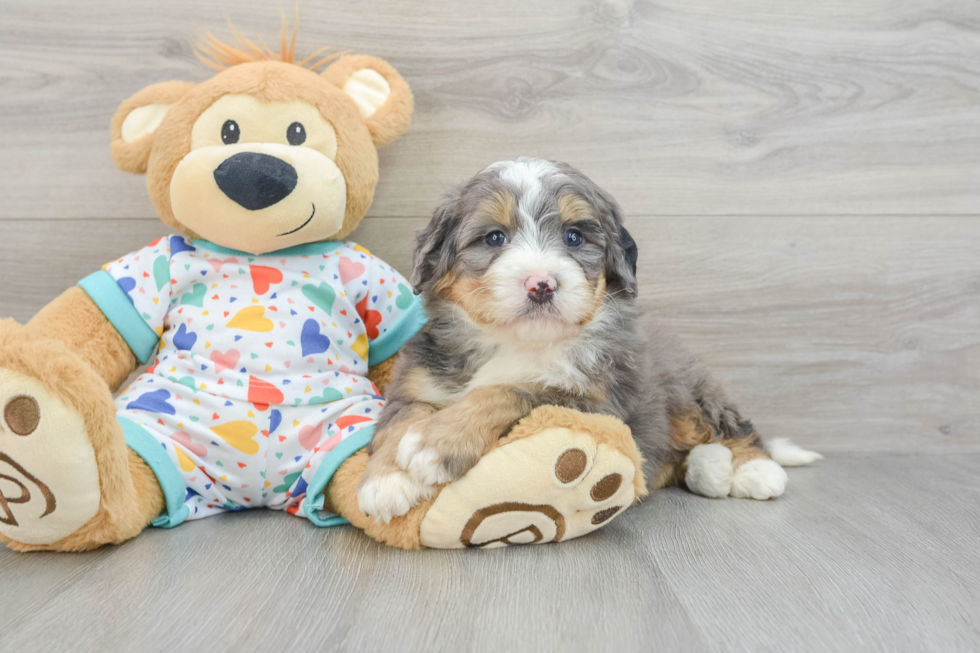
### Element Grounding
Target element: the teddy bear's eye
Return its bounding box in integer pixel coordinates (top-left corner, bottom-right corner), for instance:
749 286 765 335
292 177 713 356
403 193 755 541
287 122 306 146
221 120 240 145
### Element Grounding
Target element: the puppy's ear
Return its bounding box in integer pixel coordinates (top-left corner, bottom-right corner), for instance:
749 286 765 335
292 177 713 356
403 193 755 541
608 225 639 296
410 194 462 294
323 55 413 148
619 226 639 279
556 161 639 296
110 81 197 174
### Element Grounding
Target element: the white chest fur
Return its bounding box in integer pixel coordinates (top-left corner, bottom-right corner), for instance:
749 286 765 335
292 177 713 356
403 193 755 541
465 341 586 394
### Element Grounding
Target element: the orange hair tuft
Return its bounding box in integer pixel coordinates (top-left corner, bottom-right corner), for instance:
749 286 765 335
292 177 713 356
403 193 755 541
194 8 348 72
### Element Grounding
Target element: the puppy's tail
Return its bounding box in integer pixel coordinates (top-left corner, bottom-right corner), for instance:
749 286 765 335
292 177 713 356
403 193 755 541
766 438 823 467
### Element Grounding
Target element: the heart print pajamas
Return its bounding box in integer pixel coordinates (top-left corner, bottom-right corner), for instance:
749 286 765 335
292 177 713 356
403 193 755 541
78 236 425 528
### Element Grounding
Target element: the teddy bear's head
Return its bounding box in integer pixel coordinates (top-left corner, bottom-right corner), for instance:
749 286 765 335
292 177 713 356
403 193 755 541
109 24 412 255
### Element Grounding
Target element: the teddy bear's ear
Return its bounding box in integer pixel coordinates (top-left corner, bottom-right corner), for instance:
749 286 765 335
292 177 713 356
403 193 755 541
110 81 197 174
323 55 413 148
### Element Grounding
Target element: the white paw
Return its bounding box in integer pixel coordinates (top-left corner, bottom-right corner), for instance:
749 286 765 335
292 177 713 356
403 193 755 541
356 470 434 523
685 443 733 498
395 426 455 485
766 438 823 467
730 458 788 500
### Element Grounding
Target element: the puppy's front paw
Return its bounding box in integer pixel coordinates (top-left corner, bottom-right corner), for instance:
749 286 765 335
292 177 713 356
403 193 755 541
396 423 472 486
356 470 434 523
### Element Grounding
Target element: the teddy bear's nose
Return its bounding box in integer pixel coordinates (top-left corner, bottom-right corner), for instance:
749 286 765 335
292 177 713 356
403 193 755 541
213 152 298 211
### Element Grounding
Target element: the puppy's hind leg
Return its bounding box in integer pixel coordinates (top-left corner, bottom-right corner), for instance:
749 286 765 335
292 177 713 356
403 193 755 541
669 408 787 500
644 331 820 500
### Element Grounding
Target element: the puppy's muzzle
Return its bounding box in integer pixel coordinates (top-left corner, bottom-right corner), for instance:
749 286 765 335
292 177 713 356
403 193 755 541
525 275 558 305
213 152 298 210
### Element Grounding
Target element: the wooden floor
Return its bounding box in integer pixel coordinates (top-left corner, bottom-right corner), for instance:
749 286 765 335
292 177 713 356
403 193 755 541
2 455 979 652
0 0 978 651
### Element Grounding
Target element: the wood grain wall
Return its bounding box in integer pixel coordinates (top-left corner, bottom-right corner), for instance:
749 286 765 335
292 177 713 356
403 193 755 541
0 0 977 453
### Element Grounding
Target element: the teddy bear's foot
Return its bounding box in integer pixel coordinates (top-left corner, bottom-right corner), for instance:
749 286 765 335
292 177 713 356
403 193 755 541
324 406 645 550
0 366 101 546
0 322 164 552
418 407 645 549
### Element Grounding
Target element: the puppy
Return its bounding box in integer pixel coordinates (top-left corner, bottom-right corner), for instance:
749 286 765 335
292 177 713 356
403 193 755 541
357 158 815 522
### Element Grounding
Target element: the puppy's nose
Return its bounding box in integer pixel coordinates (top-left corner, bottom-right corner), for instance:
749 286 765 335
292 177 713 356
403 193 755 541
213 152 298 210
525 275 557 304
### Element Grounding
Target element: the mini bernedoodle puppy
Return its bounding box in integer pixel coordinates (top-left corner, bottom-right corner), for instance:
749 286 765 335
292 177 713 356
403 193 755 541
358 158 820 522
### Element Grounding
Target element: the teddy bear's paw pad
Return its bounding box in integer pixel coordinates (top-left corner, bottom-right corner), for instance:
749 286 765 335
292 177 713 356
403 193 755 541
418 427 637 549
0 368 100 545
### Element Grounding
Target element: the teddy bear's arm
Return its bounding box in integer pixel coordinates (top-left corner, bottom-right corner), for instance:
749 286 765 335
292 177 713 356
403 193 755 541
26 286 139 392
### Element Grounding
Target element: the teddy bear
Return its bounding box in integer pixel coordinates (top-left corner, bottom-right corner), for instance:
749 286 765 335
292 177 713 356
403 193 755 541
0 23 645 552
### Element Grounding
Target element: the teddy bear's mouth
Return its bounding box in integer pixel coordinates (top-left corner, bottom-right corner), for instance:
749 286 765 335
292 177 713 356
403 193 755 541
277 203 316 237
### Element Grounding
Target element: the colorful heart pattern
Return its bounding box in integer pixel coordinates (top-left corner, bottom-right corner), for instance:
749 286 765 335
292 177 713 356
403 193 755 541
180 282 207 307
227 306 274 332
209 421 260 455
208 256 238 272
250 265 283 295
127 389 176 415
338 256 365 284
153 256 170 292
210 349 240 373
356 296 383 339
301 319 331 357
172 323 197 351
301 282 335 316
350 334 369 361
104 237 421 520
248 375 284 411
171 431 208 457
395 283 414 310
299 423 323 452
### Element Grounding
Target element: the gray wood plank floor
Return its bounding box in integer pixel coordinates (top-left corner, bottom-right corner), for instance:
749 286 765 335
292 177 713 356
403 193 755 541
2 455 978 653
0 0 978 651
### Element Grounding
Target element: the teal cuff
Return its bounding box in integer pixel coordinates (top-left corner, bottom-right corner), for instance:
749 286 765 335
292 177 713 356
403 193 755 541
303 426 375 527
368 298 427 366
79 270 159 365
119 416 190 529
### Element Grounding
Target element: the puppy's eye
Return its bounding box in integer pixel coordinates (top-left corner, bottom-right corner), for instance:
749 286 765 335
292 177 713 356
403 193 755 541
563 229 584 247
485 230 508 247
221 120 240 145
287 122 306 146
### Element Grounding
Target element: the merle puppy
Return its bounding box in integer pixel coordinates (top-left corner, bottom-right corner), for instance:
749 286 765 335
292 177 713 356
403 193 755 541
358 158 818 522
